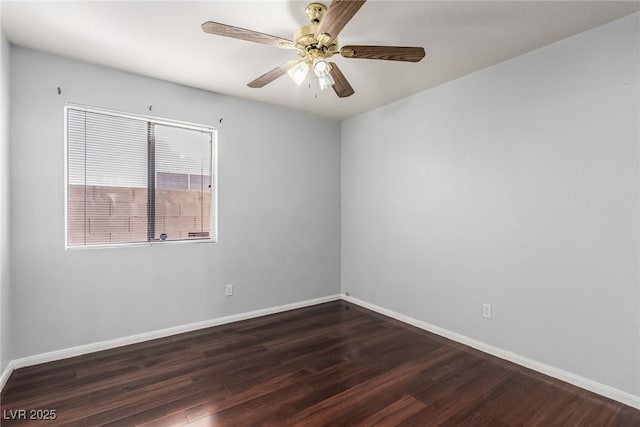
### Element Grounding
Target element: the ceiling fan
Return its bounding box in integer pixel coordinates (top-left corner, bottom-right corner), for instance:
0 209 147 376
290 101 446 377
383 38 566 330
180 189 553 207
202 0 426 98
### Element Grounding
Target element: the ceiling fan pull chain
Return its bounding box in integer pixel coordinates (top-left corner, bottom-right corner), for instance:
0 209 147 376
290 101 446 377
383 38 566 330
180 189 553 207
312 71 318 99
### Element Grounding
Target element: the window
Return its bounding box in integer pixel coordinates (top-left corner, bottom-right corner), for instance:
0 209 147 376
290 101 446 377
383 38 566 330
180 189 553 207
65 105 217 248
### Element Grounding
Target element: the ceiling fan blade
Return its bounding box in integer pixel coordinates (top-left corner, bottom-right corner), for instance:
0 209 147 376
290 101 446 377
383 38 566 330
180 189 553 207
340 45 426 62
202 21 296 49
247 61 299 88
329 63 354 98
315 0 366 45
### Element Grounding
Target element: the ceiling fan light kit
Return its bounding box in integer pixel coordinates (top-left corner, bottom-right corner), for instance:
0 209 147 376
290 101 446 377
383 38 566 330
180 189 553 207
202 0 426 98
287 60 310 86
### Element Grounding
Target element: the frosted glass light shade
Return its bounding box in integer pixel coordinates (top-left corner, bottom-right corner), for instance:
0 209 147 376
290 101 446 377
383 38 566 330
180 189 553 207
312 58 332 78
287 61 309 86
317 74 335 90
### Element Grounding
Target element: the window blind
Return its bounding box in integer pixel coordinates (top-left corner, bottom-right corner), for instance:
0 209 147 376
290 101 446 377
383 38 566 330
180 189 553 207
66 106 215 247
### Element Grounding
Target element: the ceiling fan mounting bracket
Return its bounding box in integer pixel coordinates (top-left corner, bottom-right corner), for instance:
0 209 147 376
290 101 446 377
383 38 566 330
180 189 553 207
305 3 327 24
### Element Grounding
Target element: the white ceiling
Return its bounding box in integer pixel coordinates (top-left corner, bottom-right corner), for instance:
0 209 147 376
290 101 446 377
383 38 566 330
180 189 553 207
1 1 639 120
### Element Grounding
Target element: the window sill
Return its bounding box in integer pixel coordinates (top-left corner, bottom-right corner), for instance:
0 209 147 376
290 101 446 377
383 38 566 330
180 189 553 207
65 238 218 251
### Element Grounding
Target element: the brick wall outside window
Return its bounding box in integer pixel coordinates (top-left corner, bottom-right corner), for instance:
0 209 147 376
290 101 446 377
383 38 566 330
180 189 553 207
68 184 211 245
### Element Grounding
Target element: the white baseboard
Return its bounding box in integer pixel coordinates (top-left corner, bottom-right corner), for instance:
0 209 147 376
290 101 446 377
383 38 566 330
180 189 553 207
0 359 16 392
0 294 340 391
342 294 640 410
2 292 638 411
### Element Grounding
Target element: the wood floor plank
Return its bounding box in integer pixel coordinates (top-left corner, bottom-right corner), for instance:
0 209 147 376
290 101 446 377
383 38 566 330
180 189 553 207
615 405 640 426
1 301 637 426
184 369 312 422
358 395 427 427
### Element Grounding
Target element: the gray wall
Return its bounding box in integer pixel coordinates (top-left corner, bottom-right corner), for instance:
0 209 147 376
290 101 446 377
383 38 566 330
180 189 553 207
0 30 11 373
341 14 639 396
10 47 341 359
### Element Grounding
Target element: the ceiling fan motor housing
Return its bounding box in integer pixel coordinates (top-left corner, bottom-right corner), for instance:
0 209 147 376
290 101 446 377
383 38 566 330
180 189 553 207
295 3 337 60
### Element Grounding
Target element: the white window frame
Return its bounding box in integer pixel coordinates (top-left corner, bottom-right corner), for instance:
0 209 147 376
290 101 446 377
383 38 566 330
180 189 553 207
64 103 218 249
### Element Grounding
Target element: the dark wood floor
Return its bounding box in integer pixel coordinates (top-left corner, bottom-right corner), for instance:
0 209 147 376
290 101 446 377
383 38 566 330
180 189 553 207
1 301 638 426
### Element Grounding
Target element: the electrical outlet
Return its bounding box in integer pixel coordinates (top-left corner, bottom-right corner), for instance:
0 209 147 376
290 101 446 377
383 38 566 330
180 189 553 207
482 303 492 319
225 284 233 296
